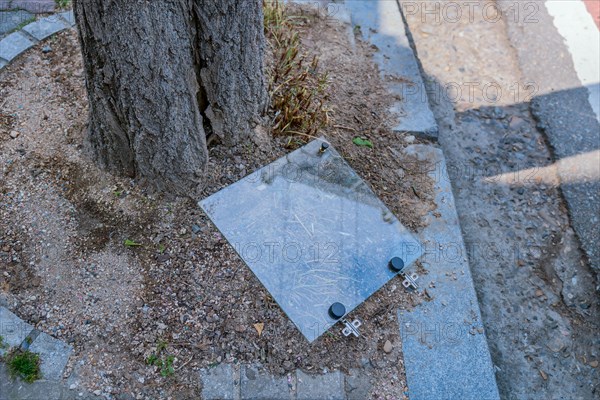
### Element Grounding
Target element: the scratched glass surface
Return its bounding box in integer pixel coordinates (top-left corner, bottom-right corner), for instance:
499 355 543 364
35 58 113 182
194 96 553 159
199 139 422 342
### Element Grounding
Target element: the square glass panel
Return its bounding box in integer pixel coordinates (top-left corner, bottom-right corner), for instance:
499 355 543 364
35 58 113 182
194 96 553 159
200 139 422 342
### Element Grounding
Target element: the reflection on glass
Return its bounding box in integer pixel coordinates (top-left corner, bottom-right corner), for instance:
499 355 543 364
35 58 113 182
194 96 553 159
200 139 422 342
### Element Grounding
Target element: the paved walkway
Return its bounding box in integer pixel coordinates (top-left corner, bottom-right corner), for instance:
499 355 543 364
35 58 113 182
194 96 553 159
0 0 58 39
201 364 368 400
0 9 74 69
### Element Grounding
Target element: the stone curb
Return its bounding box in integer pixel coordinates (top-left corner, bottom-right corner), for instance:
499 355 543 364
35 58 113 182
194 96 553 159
200 363 365 400
400 144 500 400
0 9 75 69
342 0 439 139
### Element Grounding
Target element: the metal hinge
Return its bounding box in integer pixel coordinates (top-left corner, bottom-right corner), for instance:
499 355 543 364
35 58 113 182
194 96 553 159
341 318 362 337
401 271 419 290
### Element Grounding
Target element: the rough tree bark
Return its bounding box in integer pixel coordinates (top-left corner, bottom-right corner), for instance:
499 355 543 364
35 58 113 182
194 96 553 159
73 0 268 194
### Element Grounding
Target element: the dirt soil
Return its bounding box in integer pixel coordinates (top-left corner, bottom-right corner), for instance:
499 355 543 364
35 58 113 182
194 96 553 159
0 10 435 400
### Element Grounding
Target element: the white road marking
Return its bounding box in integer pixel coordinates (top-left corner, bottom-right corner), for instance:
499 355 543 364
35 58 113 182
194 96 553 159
546 0 600 122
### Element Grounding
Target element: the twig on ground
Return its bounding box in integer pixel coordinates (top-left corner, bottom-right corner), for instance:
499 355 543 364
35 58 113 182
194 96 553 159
333 124 357 132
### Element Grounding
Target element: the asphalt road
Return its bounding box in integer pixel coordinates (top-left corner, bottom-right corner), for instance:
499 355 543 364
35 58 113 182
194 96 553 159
400 0 599 398
500 0 600 275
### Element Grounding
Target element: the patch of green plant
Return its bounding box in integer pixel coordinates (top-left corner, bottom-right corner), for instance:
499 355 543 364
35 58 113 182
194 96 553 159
352 137 373 148
146 354 159 366
0 335 6 349
264 0 331 144
54 0 72 9
146 340 176 377
124 239 142 247
160 355 175 377
6 350 41 383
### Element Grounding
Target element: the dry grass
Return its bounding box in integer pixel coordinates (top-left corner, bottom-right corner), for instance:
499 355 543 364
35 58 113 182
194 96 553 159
263 0 331 146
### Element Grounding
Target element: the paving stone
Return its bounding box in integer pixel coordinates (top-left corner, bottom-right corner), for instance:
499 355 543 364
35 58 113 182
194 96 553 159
0 58 7 69
27 331 73 381
241 365 289 400
200 364 237 400
21 15 68 41
58 10 74 27
345 369 371 400
0 10 34 36
0 307 34 357
9 1 55 14
398 144 500 400
0 363 101 400
343 0 438 138
296 370 345 400
0 30 34 61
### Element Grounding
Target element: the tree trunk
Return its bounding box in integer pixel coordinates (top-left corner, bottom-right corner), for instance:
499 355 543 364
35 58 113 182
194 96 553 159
73 0 268 195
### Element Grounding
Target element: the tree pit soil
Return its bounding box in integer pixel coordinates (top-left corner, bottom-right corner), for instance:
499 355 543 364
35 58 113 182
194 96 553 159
0 10 436 400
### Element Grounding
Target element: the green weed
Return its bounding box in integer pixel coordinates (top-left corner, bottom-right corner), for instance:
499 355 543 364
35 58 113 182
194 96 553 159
6 350 41 383
54 0 71 10
124 239 142 247
146 340 176 377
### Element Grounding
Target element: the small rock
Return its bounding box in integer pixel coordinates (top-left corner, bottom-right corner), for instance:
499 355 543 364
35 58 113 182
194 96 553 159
535 289 544 297
10 131 19 139
493 107 506 119
383 340 393 353
509 116 525 129
69 383 77 390
42 45 52 53
235 325 246 333
245 368 256 380
191 224 202 234
283 360 294 371
404 135 415 144
590 360 598 368
420 26 434 35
